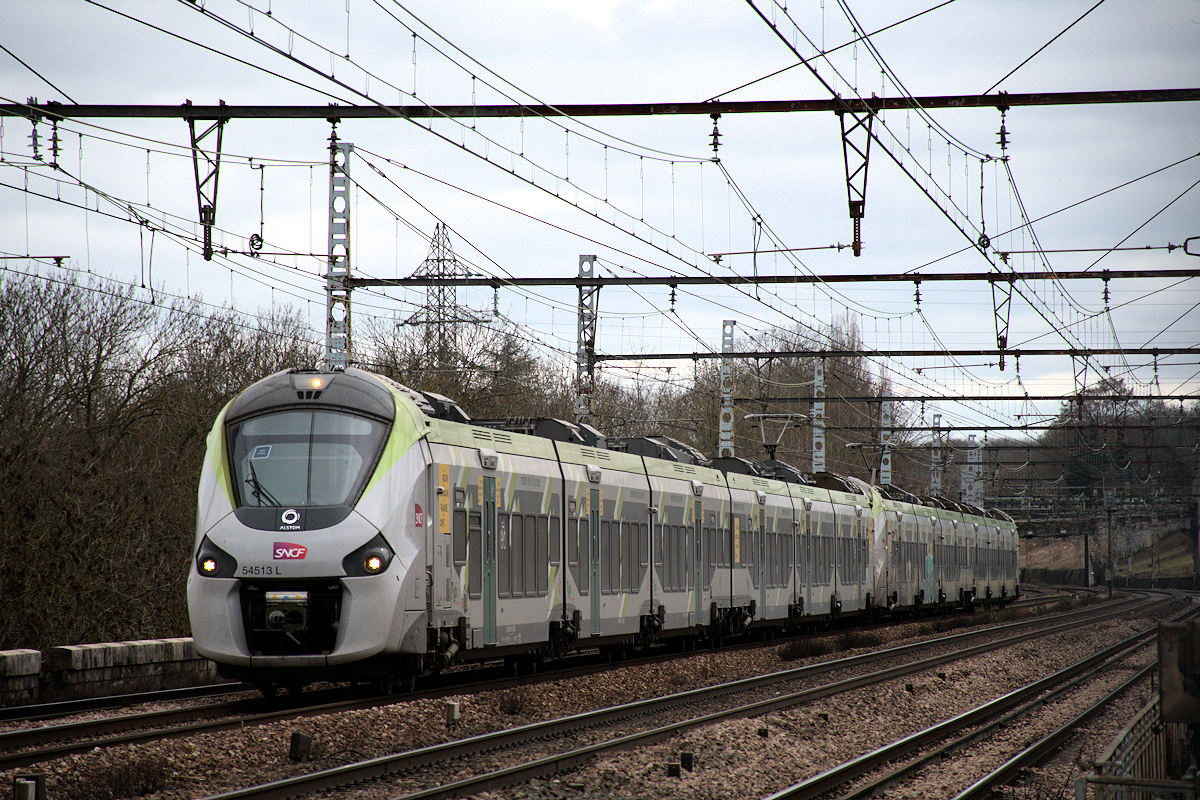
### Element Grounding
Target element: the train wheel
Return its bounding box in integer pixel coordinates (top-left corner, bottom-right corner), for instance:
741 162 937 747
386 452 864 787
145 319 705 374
375 673 415 695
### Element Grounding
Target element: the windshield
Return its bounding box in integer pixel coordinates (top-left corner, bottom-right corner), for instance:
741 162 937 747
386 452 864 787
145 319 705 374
228 409 388 508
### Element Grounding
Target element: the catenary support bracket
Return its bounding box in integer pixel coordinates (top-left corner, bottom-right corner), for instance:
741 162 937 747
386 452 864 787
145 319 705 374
837 107 873 257
186 100 228 261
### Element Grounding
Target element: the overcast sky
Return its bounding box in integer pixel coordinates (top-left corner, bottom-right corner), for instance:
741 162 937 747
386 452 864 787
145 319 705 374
2 0 1198 442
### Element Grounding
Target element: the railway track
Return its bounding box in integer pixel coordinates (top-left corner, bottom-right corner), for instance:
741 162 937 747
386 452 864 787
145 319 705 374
183 593 1170 800
0 585 1073 729
0 590 1149 774
0 682 251 725
951 660 1157 800
760 628 1165 799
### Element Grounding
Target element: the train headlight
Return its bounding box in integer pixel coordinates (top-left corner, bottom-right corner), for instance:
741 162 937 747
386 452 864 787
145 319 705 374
342 533 394 577
195 536 237 578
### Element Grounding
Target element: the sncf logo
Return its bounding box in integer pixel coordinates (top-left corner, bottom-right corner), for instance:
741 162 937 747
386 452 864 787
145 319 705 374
273 542 308 560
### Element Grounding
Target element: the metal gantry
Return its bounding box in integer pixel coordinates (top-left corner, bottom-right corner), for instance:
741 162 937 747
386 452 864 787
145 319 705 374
325 135 352 371
879 386 893 485
575 255 600 427
812 359 826 473
719 320 736 458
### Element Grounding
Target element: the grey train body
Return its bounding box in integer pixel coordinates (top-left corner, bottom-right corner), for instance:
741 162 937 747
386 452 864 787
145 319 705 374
187 368 1020 689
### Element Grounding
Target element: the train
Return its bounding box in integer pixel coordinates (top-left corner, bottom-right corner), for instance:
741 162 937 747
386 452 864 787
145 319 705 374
187 367 1019 693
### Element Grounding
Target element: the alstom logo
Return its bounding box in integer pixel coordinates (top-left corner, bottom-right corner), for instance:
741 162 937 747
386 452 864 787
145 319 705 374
273 542 308 560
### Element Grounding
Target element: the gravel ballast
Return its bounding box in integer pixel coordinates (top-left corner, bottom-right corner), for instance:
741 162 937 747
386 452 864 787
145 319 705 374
0 602 1166 800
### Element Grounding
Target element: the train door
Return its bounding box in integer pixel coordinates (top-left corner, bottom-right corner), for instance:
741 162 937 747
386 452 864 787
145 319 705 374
589 487 601 635
692 499 703 624
482 476 497 645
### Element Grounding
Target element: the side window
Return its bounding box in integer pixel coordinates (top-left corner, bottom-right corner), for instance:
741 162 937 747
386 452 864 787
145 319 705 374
568 518 579 586
578 518 590 593
537 516 550 595
452 509 467 566
549 515 560 565
468 511 481 598
621 521 633 593
510 514 525 598
635 522 647 590
524 514 538 596
686 525 696 587
600 520 612 594
654 519 664 575
498 513 511 598
701 526 709 574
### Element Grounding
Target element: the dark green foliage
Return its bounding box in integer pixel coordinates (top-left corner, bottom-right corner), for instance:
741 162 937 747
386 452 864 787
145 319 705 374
497 685 531 715
54 752 173 800
837 629 886 650
776 636 834 661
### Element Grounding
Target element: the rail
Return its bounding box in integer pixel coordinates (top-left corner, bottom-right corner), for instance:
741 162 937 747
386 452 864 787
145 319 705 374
1075 697 1196 800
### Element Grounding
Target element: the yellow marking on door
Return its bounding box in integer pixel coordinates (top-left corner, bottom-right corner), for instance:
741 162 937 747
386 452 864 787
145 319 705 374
438 463 451 534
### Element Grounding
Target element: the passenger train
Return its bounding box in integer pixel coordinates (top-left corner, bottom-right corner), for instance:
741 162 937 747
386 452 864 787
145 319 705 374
187 367 1020 692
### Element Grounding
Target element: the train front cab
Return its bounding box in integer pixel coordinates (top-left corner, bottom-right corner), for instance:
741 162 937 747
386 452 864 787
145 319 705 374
187 368 431 687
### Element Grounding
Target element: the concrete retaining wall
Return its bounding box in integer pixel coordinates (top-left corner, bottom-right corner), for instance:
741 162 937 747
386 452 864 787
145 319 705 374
0 638 226 707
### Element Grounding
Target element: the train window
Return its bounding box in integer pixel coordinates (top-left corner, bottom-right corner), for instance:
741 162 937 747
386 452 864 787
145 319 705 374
770 533 780 588
600 520 613 595
823 535 832 585
512 515 523 595
453 509 467 566
498 514 511 598
578 518 590 594
786 530 795 585
680 524 689 590
621 522 633 593
679 524 686 590
613 520 624 594
764 533 772 587
549 516 560 566
654 522 664 573
703 526 715 582
511 514 526 598
228 409 387 508
629 521 640 593
525 514 539 596
567 518 579 574
684 525 692 589
675 525 685 591
661 526 671 591
741 525 751 576
636 522 648 589
468 511 481 599
686 524 694 588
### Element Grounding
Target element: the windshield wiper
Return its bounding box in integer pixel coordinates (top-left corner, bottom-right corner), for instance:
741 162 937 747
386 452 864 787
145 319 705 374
245 460 282 507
